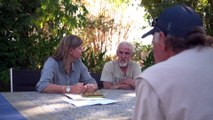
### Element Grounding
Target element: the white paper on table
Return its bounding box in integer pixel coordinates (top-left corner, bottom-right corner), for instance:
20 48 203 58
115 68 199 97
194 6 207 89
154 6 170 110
64 93 117 107
64 93 106 100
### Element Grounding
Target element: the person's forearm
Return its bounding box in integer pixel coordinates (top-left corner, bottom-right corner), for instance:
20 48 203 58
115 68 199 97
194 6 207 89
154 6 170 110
119 79 135 89
103 82 132 89
103 82 114 89
42 84 66 93
116 83 132 90
129 80 135 89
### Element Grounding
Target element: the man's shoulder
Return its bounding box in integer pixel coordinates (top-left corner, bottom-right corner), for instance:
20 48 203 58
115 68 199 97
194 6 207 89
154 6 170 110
104 60 117 66
102 60 119 71
130 60 140 65
129 60 141 70
139 61 168 81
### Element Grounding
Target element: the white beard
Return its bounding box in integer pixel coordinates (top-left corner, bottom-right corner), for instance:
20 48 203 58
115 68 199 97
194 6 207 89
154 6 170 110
118 60 128 67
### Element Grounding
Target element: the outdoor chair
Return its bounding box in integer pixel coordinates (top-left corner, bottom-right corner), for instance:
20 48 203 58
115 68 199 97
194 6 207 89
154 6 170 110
10 68 41 92
90 72 103 89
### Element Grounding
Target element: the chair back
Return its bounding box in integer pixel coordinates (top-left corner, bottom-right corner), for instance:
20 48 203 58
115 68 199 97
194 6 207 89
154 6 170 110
90 72 103 89
10 68 41 92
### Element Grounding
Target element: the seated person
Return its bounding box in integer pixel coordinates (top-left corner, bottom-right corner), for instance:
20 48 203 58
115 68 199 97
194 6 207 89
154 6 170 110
100 41 141 89
36 35 98 94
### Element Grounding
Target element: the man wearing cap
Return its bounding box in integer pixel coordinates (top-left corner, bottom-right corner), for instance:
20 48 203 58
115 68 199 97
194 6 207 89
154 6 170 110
133 4 213 120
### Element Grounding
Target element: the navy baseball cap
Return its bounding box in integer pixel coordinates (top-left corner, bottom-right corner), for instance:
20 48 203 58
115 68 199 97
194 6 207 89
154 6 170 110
142 4 203 38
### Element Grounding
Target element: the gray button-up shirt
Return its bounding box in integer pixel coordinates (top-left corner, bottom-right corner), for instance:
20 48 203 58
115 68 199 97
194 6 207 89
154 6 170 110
36 57 97 92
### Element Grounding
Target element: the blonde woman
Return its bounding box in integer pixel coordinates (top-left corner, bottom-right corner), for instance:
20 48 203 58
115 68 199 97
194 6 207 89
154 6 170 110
36 35 98 94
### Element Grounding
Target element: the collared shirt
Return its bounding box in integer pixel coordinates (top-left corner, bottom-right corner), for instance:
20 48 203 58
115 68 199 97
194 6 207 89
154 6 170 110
36 57 96 92
133 47 213 120
100 60 141 84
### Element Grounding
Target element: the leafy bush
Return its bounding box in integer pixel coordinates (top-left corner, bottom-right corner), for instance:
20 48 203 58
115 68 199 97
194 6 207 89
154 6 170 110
0 70 10 91
142 50 154 71
81 47 111 73
0 0 88 91
133 42 154 71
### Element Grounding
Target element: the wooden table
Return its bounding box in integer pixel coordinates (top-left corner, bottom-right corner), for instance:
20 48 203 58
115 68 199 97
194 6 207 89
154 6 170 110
1 89 136 120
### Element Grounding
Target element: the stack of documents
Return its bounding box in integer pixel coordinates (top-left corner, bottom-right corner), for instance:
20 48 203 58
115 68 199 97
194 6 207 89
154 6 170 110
64 93 117 107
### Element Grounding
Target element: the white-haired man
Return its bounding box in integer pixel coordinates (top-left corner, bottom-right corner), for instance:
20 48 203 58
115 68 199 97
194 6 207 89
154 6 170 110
100 41 141 89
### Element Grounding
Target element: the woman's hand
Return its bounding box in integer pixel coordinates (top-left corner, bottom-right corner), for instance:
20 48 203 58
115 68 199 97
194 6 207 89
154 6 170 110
71 83 86 94
84 84 97 93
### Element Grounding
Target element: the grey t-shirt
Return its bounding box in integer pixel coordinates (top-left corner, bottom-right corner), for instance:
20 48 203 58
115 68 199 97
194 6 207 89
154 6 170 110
36 57 97 92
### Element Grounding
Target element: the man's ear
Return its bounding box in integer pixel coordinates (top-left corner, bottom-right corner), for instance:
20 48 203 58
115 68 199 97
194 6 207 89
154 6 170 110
69 49 73 54
159 32 167 51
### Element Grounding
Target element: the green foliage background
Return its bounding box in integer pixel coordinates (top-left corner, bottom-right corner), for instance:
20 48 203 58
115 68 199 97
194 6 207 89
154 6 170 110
0 0 88 91
133 42 154 71
0 0 212 91
140 0 213 35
